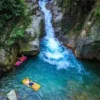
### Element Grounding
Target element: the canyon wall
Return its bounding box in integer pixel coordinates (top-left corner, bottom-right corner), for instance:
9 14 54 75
0 0 43 76
53 0 100 60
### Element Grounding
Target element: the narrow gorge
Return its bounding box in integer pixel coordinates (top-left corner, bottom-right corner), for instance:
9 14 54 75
0 0 100 100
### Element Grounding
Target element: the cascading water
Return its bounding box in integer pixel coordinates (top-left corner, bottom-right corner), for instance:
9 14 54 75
0 1 100 99
39 0 82 70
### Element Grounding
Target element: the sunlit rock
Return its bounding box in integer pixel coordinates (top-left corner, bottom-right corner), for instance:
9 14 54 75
19 14 42 56
7 90 17 100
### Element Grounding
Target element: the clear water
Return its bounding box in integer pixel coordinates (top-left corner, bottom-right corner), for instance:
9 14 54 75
0 57 100 100
0 0 100 100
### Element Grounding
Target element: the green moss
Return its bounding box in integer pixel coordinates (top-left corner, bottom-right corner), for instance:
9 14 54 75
0 0 26 33
0 0 32 46
94 0 100 25
5 16 31 46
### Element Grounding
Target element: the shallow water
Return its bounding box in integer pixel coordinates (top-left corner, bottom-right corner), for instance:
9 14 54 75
0 56 100 100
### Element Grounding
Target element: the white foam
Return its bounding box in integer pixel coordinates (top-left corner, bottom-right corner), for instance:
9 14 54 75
38 0 83 71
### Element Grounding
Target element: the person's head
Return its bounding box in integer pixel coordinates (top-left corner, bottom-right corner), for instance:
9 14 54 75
25 77 29 80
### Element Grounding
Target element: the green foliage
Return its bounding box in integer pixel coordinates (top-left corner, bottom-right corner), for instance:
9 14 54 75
0 0 31 47
5 25 25 45
0 0 25 33
94 1 100 24
5 15 31 46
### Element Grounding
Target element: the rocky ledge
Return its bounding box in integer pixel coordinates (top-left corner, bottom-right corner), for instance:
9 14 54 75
52 0 100 61
0 0 43 77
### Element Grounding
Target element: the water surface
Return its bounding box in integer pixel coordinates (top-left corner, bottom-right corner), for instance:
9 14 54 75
0 56 100 100
0 0 100 100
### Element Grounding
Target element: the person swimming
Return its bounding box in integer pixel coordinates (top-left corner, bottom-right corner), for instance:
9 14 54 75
29 82 34 86
25 77 34 86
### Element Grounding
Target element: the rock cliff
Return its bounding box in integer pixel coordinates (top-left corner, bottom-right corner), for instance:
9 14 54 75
19 0 43 56
53 0 100 60
0 0 100 77
0 0 43 76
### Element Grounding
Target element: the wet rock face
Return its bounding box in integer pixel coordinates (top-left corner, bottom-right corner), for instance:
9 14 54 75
19 15 42 56
55 0 95 30
75 25 100 60
0 47 17 77
51 1 63 35
19 0 43 56
46 1 63 37
52 0 100 60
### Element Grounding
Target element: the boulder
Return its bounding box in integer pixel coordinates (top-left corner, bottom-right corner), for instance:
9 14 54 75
0 49 9 66
7 90 17 100
75 25 100 60
0 49 12 72
19 15 42 56
0 46 17 77
19 0 43 56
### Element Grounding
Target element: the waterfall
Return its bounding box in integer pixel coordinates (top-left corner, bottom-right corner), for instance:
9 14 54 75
38 0 82 70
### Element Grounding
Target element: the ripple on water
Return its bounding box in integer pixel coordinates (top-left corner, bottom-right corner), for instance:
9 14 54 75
0 57 100 100
0 0 100 99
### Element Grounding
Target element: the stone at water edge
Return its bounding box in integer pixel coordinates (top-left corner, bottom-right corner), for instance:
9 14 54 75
7 90 17 100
